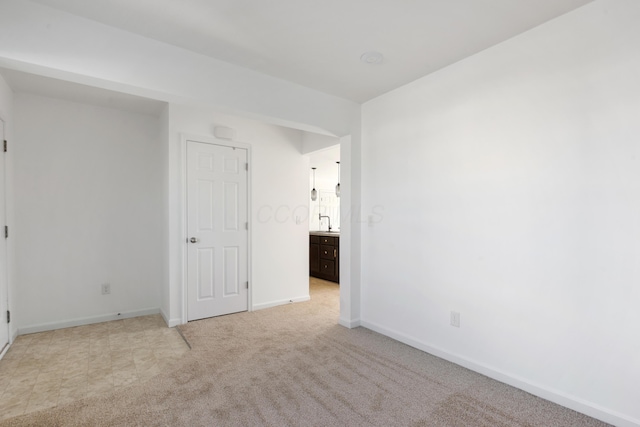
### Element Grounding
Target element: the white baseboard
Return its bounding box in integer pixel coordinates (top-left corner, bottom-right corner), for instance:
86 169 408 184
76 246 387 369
0 342 9 360
1 328 20 359
360 319 640 427
18 308 161 335
339 317 361 329
160 309 182 328
252 295 310 311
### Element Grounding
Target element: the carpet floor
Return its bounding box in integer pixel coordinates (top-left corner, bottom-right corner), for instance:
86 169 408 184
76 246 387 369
0 278 609 426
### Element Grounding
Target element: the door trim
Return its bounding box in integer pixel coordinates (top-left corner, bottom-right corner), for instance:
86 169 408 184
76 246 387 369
180 133 252 325
0 116 9 357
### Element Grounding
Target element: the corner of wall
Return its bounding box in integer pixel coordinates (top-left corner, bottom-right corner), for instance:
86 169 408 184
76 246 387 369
338 112 362 328
160 308 181 328
338 317 361 329
159 103 171 322
0 73 17 343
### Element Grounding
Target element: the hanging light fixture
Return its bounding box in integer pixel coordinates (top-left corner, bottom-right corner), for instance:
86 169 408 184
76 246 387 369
335 161 340 197
311 167 318 201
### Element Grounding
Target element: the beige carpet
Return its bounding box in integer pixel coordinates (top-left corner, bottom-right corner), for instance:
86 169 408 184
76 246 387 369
0 279 609 426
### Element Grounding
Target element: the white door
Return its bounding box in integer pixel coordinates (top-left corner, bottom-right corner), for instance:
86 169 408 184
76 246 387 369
0 119 8 354
186 140 249 321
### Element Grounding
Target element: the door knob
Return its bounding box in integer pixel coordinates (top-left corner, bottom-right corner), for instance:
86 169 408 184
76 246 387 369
189 237 199 243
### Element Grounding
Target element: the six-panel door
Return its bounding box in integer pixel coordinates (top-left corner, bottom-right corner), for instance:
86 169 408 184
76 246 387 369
187 141 248 321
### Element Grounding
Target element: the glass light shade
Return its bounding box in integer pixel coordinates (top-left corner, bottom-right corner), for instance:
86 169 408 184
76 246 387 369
335 161 341 197
311 167 318 201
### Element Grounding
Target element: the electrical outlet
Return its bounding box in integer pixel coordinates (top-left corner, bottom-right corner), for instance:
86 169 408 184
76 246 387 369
101 283 111 295
450 311 460 328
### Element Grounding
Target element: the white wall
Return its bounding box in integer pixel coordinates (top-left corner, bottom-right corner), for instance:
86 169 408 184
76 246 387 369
166 104 310 323
302 133 340 154
159 104 171 324
360 1 640 425
0 74 16 342
340 123 362 329
14 93 165 332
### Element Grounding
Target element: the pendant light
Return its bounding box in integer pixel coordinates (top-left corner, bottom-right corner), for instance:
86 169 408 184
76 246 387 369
311 167 318 201
335 161 341 197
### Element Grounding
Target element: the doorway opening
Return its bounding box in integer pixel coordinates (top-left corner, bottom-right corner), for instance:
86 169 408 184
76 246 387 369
306 144 341 306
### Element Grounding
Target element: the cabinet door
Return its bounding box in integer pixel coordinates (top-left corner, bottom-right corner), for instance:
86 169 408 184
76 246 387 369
310 243 320 275
334 238 339 283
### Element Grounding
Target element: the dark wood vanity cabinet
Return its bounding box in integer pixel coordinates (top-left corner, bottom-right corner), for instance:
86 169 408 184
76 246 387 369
310 234 339 283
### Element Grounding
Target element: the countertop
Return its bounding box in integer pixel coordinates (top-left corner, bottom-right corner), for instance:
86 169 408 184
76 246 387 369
310 231 340 237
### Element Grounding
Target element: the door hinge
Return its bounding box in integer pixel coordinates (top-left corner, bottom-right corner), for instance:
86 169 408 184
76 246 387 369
6 310 9 324
245 281 249 289
3 140 6 153
245 222 248 230
4 226 7 239
245 163 248 171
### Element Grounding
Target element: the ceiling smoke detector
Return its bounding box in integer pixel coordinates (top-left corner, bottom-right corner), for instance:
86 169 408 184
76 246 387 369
360 51 384 65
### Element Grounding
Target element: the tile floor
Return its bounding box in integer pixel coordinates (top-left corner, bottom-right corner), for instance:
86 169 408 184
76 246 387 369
0 314 190 420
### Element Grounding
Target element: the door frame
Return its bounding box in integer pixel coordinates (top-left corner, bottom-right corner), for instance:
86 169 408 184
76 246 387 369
180 133 252 324
0 116 9 357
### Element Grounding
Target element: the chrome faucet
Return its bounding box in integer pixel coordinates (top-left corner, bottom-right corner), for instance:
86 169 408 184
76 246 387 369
319 213 332 232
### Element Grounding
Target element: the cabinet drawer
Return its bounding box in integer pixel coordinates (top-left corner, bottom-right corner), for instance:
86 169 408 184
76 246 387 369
320 244 335 260
320 236 335 245
310 235 320 244
320 259 335 275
